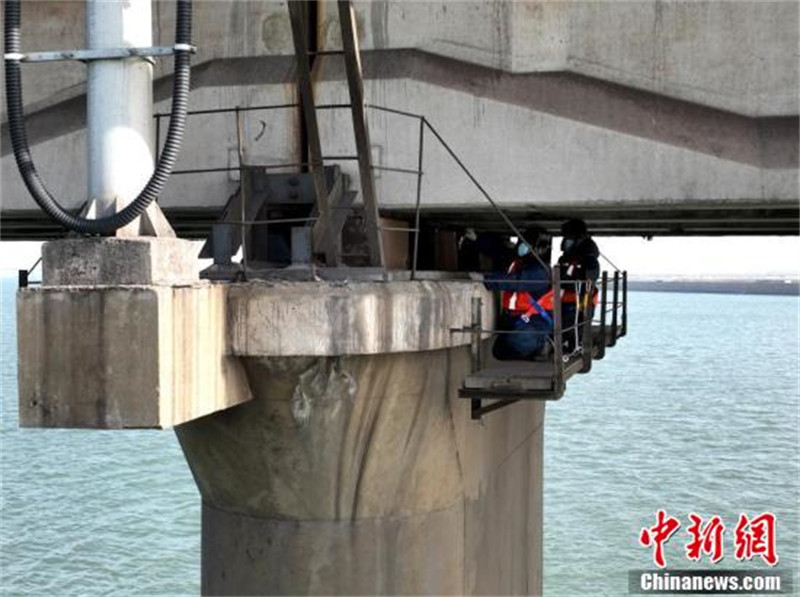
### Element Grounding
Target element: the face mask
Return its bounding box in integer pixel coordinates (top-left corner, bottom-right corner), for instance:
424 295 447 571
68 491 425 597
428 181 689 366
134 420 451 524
561 238 577 252
517 242 531 257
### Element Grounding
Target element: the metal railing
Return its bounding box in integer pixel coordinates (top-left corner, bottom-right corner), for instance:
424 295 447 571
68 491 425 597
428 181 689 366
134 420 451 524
455 267 626 418
153 99 627 420
153 100 552 277
17 256 42 288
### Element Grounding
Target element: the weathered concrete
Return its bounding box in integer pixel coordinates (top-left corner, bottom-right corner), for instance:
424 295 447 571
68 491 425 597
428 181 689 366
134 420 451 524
42 238 198 286
173 280 540 595
4 73 795 233
3 1 795 120
17 282 250 428
177 349 544 596
226 280 493 357
2 2 797 237
17 271 543 592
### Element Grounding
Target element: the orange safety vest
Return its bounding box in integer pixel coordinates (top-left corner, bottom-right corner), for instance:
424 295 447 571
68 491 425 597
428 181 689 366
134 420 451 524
562 286 599 307
500 261 554 320
560 262 599 307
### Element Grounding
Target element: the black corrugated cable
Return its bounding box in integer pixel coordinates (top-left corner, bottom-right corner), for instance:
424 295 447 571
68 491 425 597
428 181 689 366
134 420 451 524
4 0 193 234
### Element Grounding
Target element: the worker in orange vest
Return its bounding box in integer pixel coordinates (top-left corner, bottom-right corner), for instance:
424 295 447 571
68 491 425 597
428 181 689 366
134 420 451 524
484 228 553 361
558 218 600 353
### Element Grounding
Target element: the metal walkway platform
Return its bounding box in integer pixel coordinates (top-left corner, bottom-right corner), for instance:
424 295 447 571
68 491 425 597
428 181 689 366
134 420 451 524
459 356 585 400
458 270 627 419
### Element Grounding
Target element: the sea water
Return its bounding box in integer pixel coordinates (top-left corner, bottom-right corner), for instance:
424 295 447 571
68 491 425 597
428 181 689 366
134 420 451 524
1 279 798 596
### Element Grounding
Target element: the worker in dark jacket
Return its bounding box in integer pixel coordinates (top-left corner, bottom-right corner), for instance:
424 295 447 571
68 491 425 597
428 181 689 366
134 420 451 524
558 218 600 353
484 229 553 360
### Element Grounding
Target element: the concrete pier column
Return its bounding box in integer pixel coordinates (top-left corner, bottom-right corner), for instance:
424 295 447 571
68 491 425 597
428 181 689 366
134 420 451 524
175 281 545 595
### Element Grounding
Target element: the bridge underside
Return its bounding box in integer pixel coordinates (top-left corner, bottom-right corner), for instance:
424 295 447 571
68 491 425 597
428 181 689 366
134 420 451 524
2 50 798 240
3 203 797 241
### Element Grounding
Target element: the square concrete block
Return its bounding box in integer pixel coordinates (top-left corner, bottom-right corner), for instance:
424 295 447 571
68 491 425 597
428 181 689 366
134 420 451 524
17 283 251 428
42 237 199 286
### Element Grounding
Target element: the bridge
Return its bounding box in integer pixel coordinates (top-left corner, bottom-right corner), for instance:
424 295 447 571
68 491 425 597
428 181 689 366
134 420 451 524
4 2 798 596
2 1 798 239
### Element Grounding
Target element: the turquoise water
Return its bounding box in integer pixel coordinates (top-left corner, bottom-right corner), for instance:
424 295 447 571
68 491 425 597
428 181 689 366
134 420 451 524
1 279 798 596
0 279 200 597
544 290 799 595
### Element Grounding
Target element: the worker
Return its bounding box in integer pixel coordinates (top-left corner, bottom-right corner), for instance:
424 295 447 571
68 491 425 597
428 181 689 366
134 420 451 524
557 218 600 353
484 229 554 361
458 227 516 273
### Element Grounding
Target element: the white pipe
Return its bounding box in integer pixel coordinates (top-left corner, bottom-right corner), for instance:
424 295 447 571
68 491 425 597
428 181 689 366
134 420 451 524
86 0 154 218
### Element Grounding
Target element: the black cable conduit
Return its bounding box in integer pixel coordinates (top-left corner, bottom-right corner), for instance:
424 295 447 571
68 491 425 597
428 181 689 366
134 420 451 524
4 0 193 234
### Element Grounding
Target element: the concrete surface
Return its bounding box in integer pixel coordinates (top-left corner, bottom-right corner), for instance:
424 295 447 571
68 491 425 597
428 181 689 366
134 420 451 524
177 349 544 595
16 282 251 428
226 280 493 356
4 71 794 233
42 237 198 286
2 2 797 236
17 272 543 593
2 1 795 119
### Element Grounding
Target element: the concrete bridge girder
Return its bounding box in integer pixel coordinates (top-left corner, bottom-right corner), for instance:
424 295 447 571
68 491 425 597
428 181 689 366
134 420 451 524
2 1 796 120
1 2 797 237
2 70 795 230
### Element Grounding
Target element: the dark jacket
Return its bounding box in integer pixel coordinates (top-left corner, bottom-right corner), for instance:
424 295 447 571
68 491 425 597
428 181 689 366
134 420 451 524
559 237 600 284
485 256 552 360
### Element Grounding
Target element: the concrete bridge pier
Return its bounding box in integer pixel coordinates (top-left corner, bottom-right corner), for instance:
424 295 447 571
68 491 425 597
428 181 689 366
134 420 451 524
175 281 545 595
18 259 545 595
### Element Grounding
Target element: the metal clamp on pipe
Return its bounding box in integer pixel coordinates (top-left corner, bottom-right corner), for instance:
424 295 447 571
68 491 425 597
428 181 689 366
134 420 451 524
5 45 197 64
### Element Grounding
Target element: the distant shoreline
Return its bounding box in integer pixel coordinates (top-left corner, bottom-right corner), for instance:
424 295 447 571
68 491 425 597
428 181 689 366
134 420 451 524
628 279 799 296
2 275 798 296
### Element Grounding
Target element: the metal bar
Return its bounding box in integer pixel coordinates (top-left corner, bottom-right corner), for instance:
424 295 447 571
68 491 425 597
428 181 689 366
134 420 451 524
288 1 340 266
473 399 521 417
235 107 248 277
450 328 552 337
319 175 352 251
171 163 306 175
470 296 483 421
28 256 43 275
621 270 628 337
155 103 300 119
600 251 621 272
378 226 416 233
307 50 345 56
172 166 242 175
315 103 352 111
14 45 189 63
337 0 385 268
17 253 40 289
422 119 549 272
562 321 592 334
598 271 608 359
478 280 555 287
322 155 359 161
552 268 565 398
371 164 422 175
581 281 594 373
411 117 425 281
215 217 319 226
610 270 620 347
366 104 426 120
